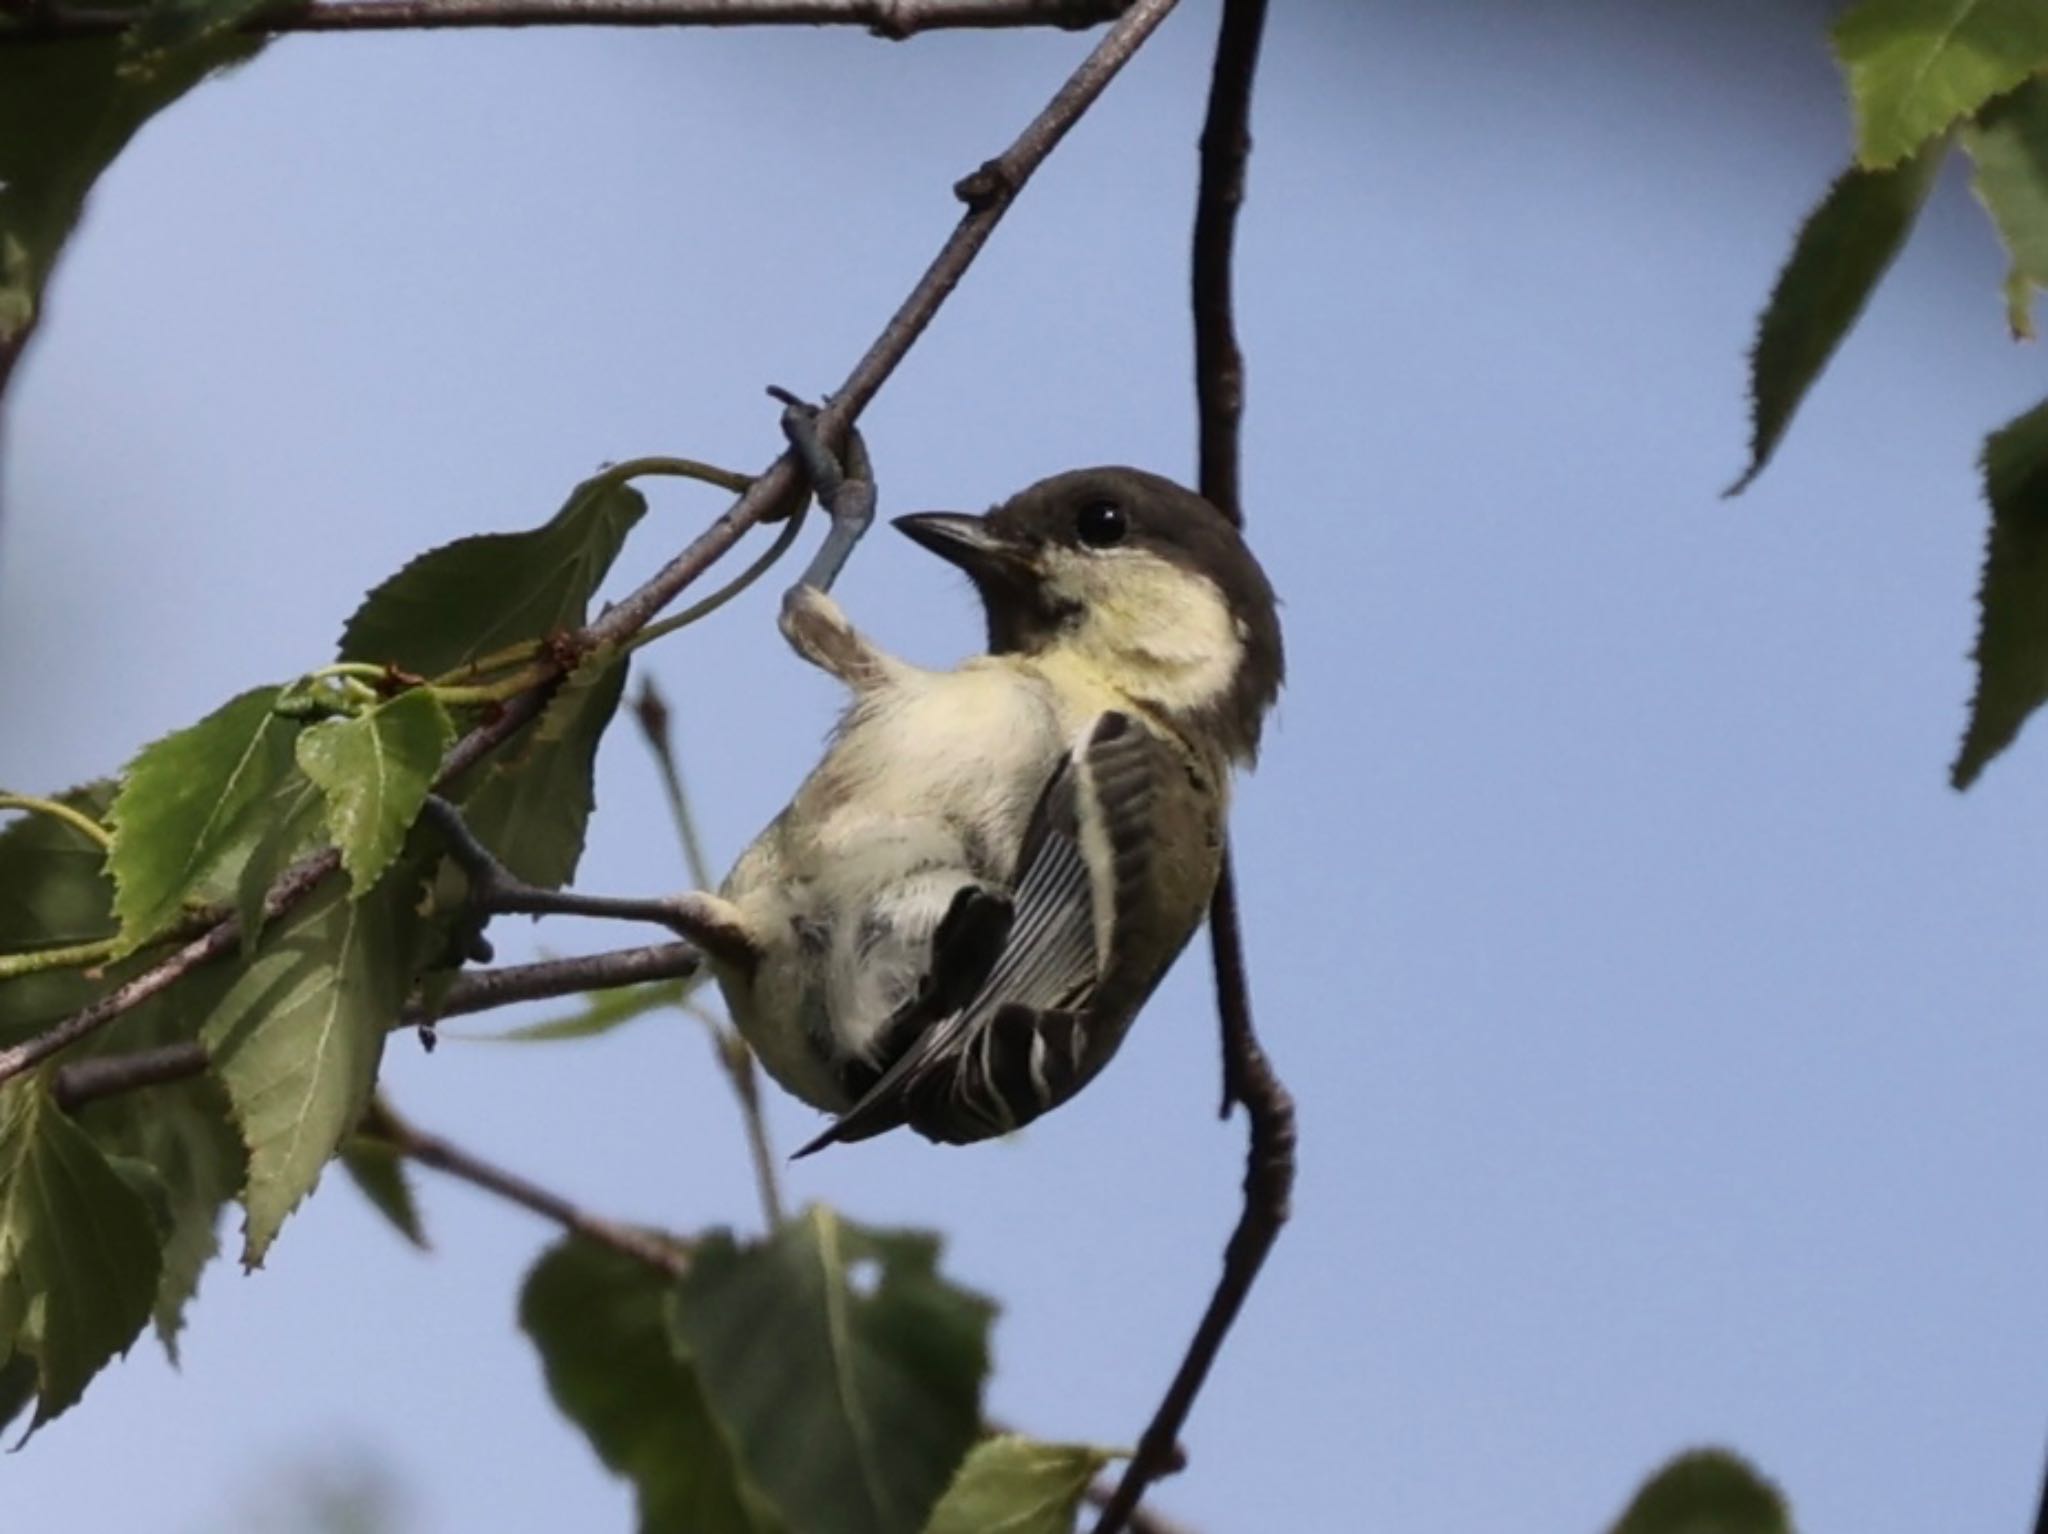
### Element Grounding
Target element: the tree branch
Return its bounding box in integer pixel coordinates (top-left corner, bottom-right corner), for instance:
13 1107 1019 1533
2 0 1128 40
1090 3 1292 1531
0 0 1183 1088
47 941 703 1110
360 1098 693 1278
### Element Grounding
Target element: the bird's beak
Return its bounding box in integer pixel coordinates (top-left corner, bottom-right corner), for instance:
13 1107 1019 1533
891 512 1035 583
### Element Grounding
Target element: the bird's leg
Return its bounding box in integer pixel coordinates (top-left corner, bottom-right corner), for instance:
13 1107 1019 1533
773 390 876 597
771 390 891 690
420 796 758 968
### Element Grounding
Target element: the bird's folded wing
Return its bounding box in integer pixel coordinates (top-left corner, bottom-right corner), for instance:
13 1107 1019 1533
794 711 1158 1154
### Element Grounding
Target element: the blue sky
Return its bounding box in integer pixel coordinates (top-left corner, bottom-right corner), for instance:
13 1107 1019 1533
7 2 2048 1530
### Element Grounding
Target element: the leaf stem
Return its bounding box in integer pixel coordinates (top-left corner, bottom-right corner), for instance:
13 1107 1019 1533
430 664 557 708
0 937 119 982
626 498 808 654
0 791 113 851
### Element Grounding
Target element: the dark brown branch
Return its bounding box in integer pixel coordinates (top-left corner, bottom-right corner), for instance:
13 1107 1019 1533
3 0 1128 40
360 1099 692 1278
1188 0 1264 532
48 941 702 1110
0 0 1181 1086
1091 2 1291 1531
50 1042 209 1111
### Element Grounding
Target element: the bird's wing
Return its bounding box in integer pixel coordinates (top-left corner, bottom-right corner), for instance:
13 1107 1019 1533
794 711 1159 1155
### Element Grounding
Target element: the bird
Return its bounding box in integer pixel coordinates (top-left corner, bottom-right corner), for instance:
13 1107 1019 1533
692 454 1283 1156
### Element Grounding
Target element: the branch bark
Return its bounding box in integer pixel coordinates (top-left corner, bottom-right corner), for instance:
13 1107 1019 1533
0 0 1184 1089
361 1098 694 1278
1090 2 1293 1530
3 0 1128 40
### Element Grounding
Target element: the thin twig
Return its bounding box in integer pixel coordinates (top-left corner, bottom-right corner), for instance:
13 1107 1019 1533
1083 1480 1200 1534
633 683 788 1228
417 942 704 1022
0 0 1183 1088
1091 2 1291 1531
633 678 717 891
361 1099 692 1279
49 942 703 1110
2 0 1128 40
687 1003 785 1229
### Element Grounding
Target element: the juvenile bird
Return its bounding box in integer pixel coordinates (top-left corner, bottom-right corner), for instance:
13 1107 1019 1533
697 434 1283 1155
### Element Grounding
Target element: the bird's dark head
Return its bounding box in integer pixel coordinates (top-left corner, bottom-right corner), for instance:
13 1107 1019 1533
894 467 1284 763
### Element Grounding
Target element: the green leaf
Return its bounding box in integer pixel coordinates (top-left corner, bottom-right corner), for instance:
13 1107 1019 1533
75 1070 243 1360
338 1133 427 1250
465 976 698 1044
0 783 117 1045
0 27 265 406
0 782 115 951
338 475 646 676
294 689 453 896
521 1237 786 1534
202 878 411 1266
0 1080 162 1429
1606 1448 1793 1534
921 1437 1119 1534
670 1207 994 1534
1965 77 2048 336
108 687 300 951
1955 397 2048 785
123 0 283 69
1834 0 2048 169
0 1350 33 1432
453 648 629 889
232 770 327 952
1729 142 1945 495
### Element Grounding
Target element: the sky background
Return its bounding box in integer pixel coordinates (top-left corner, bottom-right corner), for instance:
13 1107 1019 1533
6 1 2048 1530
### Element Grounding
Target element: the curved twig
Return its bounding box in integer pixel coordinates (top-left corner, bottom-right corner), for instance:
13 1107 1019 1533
1090 2 1293 1530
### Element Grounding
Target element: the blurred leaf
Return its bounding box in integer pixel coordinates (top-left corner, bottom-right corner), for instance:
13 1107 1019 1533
124 0 283 67
0 1079 161 1431
295 689 453 896
1607 1448 1792 1534
1965 77 2048 336
452 648 629 889
671 1207 993 1534
202 879 412 1266
77 1068 243 1359
0 783 117 1045
0 781 115 949
338 476 646 675
339 1133 427 1250
1833 0 2048 168
466 975 698 1044
108 687 299 951
1955 397 2048 784
921 1437 1118 1534
0 1349 33 1432
0 26 264 406
1729 143 1944 494
521 1237 785 1534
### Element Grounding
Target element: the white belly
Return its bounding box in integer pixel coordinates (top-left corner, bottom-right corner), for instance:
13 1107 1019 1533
717 661 1070 1103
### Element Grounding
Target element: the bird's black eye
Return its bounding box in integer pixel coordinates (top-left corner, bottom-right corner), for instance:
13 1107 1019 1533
1075 499 1128 548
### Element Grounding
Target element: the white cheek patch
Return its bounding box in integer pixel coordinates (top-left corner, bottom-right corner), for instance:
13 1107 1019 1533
1044 547 1244 715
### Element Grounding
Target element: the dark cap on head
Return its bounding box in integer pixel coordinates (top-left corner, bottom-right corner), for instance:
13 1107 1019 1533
895 467 1284 761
